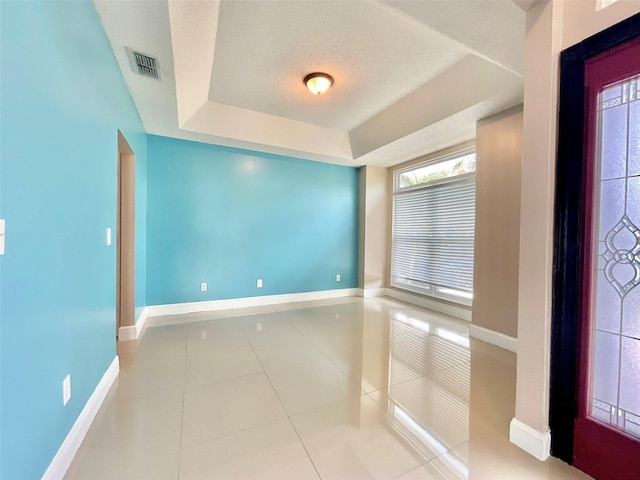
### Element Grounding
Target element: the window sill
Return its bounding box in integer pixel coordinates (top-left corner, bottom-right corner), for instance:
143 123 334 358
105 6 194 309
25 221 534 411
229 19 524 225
385 287 472 322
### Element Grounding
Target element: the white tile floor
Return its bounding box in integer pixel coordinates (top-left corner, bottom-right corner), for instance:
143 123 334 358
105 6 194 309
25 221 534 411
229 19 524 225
65 297 592 480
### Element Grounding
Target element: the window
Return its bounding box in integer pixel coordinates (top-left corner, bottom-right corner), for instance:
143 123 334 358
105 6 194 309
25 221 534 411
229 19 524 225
588 75 640 440
391 150 476 305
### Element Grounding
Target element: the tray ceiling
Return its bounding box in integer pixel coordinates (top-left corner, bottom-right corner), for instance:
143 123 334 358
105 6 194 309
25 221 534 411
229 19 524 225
94 0 528 167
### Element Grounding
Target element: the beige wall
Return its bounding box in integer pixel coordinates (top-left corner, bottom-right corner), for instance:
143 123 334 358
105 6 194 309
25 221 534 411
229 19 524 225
473 106 523 339
358 167 366 287
562 0 640 50
514 0 563 440
358 166 390 291
514 0 640 446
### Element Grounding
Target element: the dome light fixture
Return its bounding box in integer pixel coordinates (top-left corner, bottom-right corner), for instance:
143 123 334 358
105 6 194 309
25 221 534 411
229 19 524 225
304 72 334 95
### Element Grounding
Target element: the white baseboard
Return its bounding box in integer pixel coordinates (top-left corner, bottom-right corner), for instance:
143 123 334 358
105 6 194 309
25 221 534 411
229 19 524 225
142 287 473 331
117 307 149 341
384 288 472 322
509 418 551 461
118 325 137 341
42 356 119 480
360 287 387 298
145 288 361 318
135 307 148 337
469 324 517 353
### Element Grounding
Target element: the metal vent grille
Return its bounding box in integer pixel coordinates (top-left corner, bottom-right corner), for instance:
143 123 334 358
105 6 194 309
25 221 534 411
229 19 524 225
126 48 161 80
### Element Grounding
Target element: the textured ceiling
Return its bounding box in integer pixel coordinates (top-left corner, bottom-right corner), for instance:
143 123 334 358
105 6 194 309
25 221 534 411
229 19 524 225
94 0 528 167
209 1 468 131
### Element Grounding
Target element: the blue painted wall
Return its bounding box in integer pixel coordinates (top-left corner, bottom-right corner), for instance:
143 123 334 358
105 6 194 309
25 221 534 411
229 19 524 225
146 135 359 305
0 2 146 478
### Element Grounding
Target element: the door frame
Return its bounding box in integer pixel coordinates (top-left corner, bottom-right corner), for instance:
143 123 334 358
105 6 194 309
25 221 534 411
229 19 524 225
116 130 135 340
551 12 640 464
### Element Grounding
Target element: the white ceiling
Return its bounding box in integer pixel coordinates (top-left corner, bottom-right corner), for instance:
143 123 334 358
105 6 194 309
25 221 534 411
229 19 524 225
209 1 468 131
94 0 528 167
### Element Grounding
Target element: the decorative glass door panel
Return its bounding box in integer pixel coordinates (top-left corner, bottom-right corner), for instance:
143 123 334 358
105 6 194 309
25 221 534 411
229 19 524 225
572 37 640 480
590 74 640 441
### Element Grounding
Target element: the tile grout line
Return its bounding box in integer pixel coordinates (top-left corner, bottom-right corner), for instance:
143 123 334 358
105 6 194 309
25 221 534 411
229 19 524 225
243 304 366 395
246 340 289 418
299 329 466 396
179 315 287 451
177 332 189 480
185 369 267 390
158 300 471 475
238 313 290 418
182 310 290 450
177 315 260 471
304 343 367 396
180 415 291 450
244 307 414 478
279 308 373 396
79 298 499 480
246 322 324 480
287 417 323 480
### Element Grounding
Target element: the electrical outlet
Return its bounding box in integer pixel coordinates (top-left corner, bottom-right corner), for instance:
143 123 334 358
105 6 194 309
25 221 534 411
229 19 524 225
63 375 71 406
0 219 5 255
336 274 341 282
257 279 263 288
201 282 207 292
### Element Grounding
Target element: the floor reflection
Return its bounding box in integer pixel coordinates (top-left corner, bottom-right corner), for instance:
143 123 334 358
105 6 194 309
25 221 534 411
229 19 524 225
66 296 590 480
381 309 472 477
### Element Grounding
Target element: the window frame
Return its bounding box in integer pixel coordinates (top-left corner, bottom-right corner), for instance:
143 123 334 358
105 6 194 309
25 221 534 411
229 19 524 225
550 14 640 464
390 148 477 306
394 149 477 192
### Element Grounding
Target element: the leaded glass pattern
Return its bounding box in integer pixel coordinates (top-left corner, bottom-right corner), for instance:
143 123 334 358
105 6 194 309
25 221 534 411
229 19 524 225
591 75 640 440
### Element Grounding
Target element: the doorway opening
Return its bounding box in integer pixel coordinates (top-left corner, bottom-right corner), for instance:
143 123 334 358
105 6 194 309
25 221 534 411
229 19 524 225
551 12 640 479
117 131 136 340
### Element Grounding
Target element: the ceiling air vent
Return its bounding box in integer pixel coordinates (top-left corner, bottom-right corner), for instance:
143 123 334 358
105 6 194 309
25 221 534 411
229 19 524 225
125 48 161 80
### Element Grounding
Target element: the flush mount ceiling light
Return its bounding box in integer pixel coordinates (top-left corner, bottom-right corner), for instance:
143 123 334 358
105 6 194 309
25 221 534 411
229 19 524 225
304 72 334 95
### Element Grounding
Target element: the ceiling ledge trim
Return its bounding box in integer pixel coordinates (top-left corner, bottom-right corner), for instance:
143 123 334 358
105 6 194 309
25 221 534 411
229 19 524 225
182 101 354 160
169 0 221 127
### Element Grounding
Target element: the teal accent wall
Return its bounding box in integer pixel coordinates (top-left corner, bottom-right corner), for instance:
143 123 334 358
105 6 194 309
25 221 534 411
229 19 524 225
146 135 359 305
0 2 146 478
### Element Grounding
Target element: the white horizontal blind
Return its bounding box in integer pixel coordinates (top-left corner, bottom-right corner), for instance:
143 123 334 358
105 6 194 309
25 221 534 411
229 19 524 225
391 172 475 305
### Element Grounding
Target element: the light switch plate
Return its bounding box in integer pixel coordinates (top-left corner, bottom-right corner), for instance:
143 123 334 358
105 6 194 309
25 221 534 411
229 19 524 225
336 274 341 282
0 219 5 255
257 279 263 288
63 374 71 406
106 227 112 246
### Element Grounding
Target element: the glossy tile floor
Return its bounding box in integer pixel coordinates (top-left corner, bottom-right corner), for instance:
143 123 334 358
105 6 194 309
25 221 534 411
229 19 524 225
65 297 592 480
